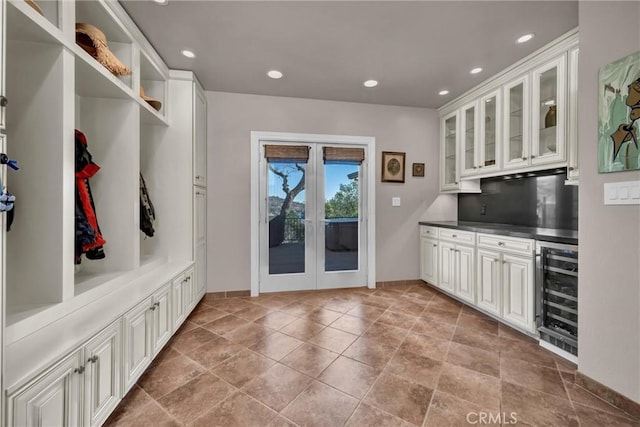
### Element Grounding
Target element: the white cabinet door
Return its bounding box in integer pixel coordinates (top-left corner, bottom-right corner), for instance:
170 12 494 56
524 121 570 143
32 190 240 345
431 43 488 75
194 188 207 298
479 89 501 174
9 351 83 427
420 237 438 286
566 47 579 184
455 245 475 304
477 248 502 316
460 101 479 177
503 75 530 170
152 283 173 356
502 253 534 332
193 85 207 187
83 320 122 427
183 268 196 312
123 297 153 392
172 273 187 330
438 241 455 293
0 0 5 131
531 55 567 166
440 110 459 191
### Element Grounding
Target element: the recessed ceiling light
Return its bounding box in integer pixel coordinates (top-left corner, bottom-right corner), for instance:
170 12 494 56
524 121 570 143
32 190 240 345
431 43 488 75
438 90 449 96
470 67 483 75
516 33 535 44
181 49 196 59
267 70 283 79
153 0 168 4
363 80 378 88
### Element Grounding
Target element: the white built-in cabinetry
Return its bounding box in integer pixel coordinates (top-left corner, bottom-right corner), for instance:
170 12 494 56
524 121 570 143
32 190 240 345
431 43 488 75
1 1 208 425
439 29 579 192
419 226 536 334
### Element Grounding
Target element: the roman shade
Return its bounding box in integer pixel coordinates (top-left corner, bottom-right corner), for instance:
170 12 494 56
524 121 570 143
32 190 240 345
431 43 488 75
264 145 310 163
323 147 365 164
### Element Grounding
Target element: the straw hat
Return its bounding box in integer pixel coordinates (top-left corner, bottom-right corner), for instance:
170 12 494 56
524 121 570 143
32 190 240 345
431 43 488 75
25 0 43 15
75 23 132 77
140 87 162 111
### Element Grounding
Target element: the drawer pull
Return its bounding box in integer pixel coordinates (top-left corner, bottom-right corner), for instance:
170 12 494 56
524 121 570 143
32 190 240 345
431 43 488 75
88 355 99 364
432 244 437 247
452 234 457 238
497 241 505 246
494 258 499 262
74 366 85 374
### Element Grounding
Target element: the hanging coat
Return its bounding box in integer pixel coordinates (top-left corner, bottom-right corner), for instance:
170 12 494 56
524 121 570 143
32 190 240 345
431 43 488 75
139 173 155 237
75 129 106 264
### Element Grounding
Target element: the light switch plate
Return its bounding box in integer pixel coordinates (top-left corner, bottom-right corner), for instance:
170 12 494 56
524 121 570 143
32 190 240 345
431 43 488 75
392 197 401 207
604 181 640 205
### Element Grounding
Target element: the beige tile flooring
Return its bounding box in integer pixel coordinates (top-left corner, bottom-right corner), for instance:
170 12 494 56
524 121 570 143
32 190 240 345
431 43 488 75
105 284 639 427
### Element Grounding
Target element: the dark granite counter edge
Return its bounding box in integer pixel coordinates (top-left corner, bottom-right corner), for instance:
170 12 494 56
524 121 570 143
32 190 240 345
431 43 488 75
419 221 578 245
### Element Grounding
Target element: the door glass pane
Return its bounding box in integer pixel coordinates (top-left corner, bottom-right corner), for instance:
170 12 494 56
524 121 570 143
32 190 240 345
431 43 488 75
324 162 359 271
539 66 558 156
267 161 306 274
444 116 457 184
509 83 524 161
464 106 475 171
484 96 497 166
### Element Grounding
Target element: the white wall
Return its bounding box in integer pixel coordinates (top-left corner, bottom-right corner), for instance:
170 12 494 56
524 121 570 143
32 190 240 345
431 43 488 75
206 91 455 292
578 1 640 403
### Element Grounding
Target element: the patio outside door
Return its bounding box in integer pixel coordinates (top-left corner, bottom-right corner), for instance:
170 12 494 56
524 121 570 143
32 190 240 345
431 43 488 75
259 142 368 293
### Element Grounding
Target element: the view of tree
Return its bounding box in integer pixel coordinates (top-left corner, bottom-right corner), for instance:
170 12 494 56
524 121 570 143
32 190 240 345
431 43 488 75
268 163 305 247
325 180 358 218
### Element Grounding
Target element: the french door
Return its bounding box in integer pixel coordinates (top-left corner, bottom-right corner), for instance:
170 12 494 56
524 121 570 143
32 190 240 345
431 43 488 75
258 142 368 293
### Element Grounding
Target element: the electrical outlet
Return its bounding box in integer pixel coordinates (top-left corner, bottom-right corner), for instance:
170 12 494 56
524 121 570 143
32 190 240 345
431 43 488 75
392 197 401 207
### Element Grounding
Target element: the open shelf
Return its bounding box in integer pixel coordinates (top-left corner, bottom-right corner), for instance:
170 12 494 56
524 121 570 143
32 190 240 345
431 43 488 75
140 50 167 117
74 45 134 99
75 0 134 89
6 0 64 44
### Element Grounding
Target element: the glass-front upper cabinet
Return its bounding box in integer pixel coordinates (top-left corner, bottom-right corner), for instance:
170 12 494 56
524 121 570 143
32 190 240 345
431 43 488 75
479 90 501 173
503 75 529 170
460 101 479 177
532 55 566 165
441 110 459 190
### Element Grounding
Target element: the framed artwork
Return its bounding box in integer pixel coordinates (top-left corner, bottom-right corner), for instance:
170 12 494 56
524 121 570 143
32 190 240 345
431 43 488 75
381 151 405 182
598 50 640 173
412 162 425 177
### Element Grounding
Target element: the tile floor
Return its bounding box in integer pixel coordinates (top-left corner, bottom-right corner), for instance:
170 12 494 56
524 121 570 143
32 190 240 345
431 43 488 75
105 283 639 427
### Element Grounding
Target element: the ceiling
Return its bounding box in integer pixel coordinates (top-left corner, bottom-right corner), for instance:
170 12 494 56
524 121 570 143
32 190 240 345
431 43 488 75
120 1 578 109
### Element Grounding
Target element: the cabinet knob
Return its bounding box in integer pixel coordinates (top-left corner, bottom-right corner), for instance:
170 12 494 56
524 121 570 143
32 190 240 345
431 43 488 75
0 96 7 107
74 366 85 374
568 167 575 171
531 155 536 159
452 234 457 238
433 244 437 247
473 166 477 169
88 355 99 364
478 165 483 168
522 156 527 161
502 260 507 264
154 301 160 308
449 248 454 251
494 258 499 262
150 305 157 311
454 181 459 184
498 241 505 246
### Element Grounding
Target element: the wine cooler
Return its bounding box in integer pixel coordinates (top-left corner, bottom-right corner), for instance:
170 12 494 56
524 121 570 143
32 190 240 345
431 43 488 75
535 241 578 357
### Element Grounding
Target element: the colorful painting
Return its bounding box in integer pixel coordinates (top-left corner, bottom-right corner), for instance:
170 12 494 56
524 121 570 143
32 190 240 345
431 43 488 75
598 50 640 173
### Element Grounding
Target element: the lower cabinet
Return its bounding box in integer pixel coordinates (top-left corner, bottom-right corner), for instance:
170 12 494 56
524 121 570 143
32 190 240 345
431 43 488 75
123 297 153 393
419 236 438 286
477 248 502 316
438 241 475 304
83 320 122 427
502 253 534 332
8 320 122 427
6 265 200 427
152 283 173 356
8 351 83 427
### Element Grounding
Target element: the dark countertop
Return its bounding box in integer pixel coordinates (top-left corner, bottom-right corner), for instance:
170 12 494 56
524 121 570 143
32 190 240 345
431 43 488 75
419 221 578 245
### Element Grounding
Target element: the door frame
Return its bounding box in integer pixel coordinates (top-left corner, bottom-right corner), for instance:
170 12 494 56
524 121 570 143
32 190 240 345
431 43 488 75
250 131 376 297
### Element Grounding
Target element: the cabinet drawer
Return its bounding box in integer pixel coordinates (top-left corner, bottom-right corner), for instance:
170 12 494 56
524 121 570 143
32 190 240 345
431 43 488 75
420 226 438 238
477 233 534 255
438 228 476 245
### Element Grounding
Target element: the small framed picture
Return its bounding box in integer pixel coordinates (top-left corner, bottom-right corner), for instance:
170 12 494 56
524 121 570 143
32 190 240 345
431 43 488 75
381 151 406 183
412 163 425 177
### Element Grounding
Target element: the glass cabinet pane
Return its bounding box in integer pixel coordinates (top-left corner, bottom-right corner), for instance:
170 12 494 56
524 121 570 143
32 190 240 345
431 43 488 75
508 82 525 162
484 96 497 167
464 106 475 171
444 115 457 185
538 66 558 156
